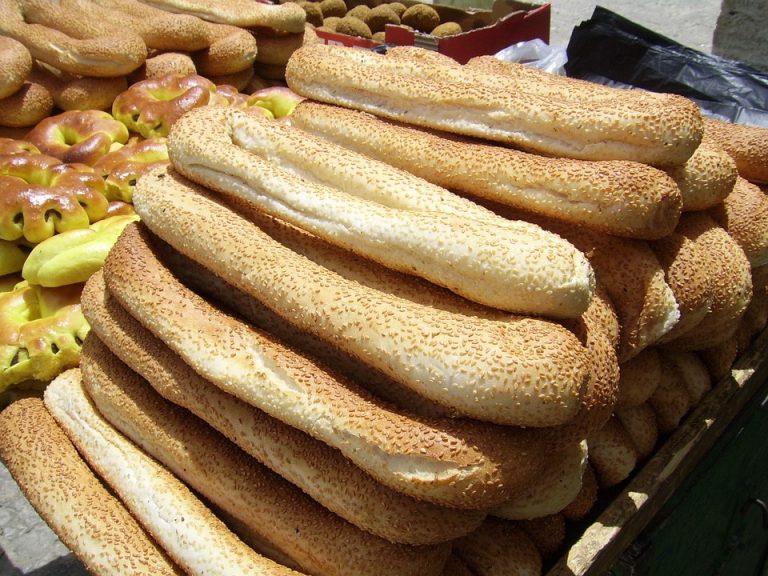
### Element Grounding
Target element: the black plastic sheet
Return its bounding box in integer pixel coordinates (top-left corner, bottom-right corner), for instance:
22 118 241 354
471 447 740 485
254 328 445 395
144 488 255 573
564 6 768 126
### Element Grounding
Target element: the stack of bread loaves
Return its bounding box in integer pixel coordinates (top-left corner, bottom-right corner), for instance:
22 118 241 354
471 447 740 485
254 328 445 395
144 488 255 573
1 43 767 575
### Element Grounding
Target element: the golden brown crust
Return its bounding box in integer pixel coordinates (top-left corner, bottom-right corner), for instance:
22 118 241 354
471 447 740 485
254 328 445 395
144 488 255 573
0 0 147 77
138 0 306 33
130 52 197 83
0 36 32 99
81 269 488 545
616 347 662 408
44 369 301 575
710 176 768 267
615 401 658 459
454 518 542 576
648 355 692 433
0 80 54 128
286 44 703 166
80 335 453 575
666 138 737 211
0 397 182 576
651 231 713 342
560 462 598 522
254 24 318 66
290 101 683 240
194 22 258 76
703 117 768 184
133 165 590 428
102 220 554 508
517 514 567 561
169 105 595 319
93 137 169 203
587 416 639 488
664 212 753 350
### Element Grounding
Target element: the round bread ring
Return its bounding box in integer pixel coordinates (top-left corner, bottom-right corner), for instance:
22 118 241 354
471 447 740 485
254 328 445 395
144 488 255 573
194 23 258 76
0 154 110 243
0 0 148 78
616 346 662 408
253 24 318 66
130 52 197 83
209 66 255 93
27 110 130 166
454 518 543 576
0 37 33 100
710 176 768 268
615 401 658 459
518 514 567 561
0 138 39 155
93 137 169 203
0 81 54 128
112 73 218 138
648 356 692 433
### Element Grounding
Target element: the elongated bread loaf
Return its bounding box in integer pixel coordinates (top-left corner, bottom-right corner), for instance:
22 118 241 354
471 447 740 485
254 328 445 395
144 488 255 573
486 204 680 362
132 166 590 428
454 518 542 576
491 440 587 521
651 231 713 343
703 117 768 184
43 369 301 575
137 0 306 33
664 212 753 350
285 44 703 166
710 176 768 267
614 402 658 460
168 105 594 318
616 347 662 408
587 416 639 488
288 101 683 240
665 137 737 211
81 270 487 544
0 397 182 576
79 335 452 576
102 221 555 507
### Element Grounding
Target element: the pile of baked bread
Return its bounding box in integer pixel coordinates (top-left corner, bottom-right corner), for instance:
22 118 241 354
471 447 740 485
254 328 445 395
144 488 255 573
1 40 768 576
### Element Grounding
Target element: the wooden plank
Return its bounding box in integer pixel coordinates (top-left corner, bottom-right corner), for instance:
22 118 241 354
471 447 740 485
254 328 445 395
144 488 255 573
546 329 768 576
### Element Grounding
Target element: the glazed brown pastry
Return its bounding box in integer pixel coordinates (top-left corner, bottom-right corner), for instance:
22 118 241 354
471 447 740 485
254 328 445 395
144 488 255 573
0 397 182 576
286 44 703 166
289 100 683 240
132 166 590 428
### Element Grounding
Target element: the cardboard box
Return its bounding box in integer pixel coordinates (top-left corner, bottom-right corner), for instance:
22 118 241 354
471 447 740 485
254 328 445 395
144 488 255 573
314 0 550 64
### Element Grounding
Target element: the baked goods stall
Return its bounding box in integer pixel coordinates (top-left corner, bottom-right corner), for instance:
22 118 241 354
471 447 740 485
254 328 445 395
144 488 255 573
1 1 767 574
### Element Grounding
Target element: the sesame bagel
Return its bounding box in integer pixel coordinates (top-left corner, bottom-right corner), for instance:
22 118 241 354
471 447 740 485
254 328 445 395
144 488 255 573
101 220 556 507
168 105 595 318
80 269 488 544
289 101 683 240
79 335 453 575
44 370 301 575
0 36 32 100
133 166 590 428
285 44 703 166
194 22 258 76
0 397 182 576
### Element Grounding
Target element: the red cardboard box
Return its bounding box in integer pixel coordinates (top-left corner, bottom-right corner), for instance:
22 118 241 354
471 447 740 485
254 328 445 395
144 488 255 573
314 0 550 64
